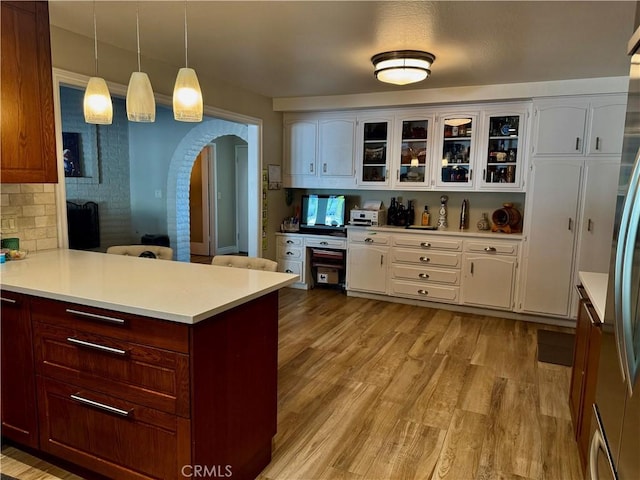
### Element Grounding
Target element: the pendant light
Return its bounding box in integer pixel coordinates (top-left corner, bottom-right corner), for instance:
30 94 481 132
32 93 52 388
84 1 113 124
173 1 203 122
126 3 155 122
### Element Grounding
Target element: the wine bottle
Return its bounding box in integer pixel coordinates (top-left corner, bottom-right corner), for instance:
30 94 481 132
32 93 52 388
387 197 397 225
407 201 415 226
459 199 469 230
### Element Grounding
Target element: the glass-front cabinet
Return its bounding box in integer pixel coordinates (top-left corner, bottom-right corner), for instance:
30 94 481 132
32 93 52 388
477 106 530 190
392 115 433 189
435 112 478 189
357 116 393 187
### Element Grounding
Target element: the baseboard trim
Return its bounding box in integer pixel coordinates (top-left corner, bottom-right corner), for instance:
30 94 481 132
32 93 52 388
345 290 576 328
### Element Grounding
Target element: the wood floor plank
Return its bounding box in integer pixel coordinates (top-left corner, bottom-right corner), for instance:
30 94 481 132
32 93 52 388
432 409 487 480
539 414 583 480
537 362 572 420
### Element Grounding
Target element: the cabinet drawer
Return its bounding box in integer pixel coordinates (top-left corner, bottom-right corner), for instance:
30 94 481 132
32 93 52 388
391 249 461 268
389 280 459 303
34 321 190 417
305 237 346 249
391 265 460 285
29 297 189 354
277 235 304 247
392 235 462 251
464 241 519 255
278 260 303 277
38 377 191 480
277 246 304 260
348 230 390 245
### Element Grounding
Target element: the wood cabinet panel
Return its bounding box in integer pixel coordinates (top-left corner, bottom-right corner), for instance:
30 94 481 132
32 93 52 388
33 321 190 417
1 1 57 183
38 376 191 480
0 291 39 448
30 297 189 353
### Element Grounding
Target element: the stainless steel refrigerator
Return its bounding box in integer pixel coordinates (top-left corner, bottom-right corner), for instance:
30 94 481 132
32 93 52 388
590 20 640 480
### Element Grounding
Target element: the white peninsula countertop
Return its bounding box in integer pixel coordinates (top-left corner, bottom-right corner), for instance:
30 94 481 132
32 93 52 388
578 271 608 322
0 249 298 324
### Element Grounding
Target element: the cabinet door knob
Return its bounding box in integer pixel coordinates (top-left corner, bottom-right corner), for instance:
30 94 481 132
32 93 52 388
575 137 580 151
595 137 600 150
587 218 593 232
419 256 430 263
470 262 474 275
323 163 327 173
484 247 497 252
310 163 314 173
568 218 573 231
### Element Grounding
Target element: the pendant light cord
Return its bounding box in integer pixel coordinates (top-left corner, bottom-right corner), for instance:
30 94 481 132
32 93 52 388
93 1 99 75
184 1 188 68
136 2 141 72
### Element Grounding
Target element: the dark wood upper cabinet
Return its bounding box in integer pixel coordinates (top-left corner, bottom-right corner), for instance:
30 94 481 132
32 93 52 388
1 1 58 183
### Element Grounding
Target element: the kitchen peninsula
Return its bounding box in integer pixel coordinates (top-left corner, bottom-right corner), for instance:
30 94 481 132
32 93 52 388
0 249 298 480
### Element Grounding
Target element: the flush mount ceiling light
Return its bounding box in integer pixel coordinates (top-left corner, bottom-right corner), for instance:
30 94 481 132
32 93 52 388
126 3 155 122
371 50 436 86
84 1 113 124
173 0 203 122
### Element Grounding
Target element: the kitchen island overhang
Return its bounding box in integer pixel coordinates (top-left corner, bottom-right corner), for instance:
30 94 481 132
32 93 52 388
0 249 298 480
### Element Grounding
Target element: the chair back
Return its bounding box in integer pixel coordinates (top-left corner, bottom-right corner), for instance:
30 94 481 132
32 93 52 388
106 245 174 260
211 255 277 272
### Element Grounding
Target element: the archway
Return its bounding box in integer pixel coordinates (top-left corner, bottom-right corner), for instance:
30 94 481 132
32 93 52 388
166 119 251 262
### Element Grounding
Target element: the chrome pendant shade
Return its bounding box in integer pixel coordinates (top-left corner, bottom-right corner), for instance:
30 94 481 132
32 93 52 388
372 50 436 86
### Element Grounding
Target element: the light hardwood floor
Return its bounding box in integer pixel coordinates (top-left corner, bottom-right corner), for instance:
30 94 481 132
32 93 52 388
1 288 582 480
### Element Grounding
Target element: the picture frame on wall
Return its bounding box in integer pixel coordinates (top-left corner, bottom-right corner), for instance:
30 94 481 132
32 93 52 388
62 132 82 177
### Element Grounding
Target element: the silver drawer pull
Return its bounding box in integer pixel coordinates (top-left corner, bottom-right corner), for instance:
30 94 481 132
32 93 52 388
70 394 131 418
417 289 429 295
286 251 295 255
419 256 431 263
320 241 329 245
286 240 294 244
364 238 374 243
484 247 497 252
66 309 126 325
420 242 431 248
67 337 128 356
285 269 294 273
1 297 17 304
418 273 430 279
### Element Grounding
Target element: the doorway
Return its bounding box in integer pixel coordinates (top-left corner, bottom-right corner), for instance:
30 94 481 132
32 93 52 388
189 146 213 256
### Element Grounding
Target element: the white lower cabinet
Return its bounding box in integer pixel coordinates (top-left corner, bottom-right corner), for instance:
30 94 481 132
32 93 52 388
347 230 389 294
388 233 462 305
276 234 305 286
462 240 519 310
347 228 524 313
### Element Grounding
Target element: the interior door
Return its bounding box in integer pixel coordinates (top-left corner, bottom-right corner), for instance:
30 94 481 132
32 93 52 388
190 149 211 256
236 145 249 253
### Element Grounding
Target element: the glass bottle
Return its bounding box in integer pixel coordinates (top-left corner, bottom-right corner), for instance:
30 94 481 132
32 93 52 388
387 197 397 225
477 212 490 231
459 198 469 230
407 201 415 226
421 205 430 226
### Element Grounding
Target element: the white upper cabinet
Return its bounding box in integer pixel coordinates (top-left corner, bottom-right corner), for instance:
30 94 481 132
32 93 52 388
390 112 434 190
532 94 627 157
586 97 626 155
283 113 357 188
433 111 479 190
356 114 394 188
284 118 317 177
476 104 531 191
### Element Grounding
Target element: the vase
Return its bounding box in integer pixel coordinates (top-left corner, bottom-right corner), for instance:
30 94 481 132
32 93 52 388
477 212 490 231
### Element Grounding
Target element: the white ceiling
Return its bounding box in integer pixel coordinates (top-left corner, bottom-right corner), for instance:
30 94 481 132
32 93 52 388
48 1 637 100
